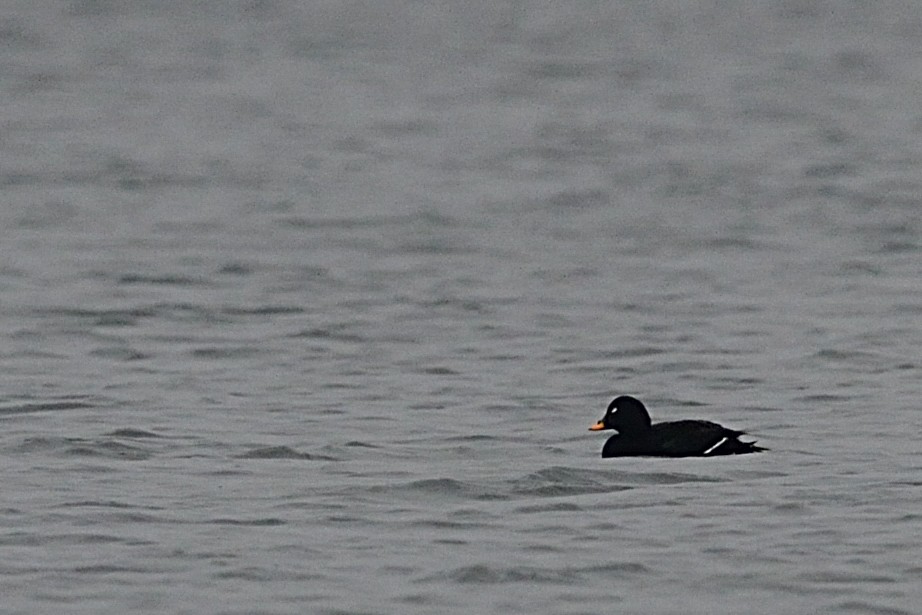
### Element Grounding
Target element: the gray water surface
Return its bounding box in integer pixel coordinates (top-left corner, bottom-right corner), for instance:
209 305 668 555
2 2 921 614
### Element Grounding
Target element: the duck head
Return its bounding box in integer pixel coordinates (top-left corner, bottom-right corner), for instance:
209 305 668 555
589 395 653 434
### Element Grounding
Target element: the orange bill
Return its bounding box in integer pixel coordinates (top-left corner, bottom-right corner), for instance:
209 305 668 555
588 421 606 431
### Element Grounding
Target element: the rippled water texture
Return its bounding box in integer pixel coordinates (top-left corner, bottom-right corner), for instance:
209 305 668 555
1 2 921 614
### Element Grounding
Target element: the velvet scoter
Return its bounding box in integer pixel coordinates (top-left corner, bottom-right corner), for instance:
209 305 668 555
589 395 766 458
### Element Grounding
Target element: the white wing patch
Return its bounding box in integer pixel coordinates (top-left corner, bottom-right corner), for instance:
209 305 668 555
703 437 728 456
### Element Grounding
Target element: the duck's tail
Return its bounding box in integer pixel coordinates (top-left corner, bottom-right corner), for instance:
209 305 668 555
712 438 767 455
741 440 767 454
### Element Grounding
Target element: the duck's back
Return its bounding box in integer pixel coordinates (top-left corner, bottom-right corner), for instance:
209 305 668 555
602 420 760 458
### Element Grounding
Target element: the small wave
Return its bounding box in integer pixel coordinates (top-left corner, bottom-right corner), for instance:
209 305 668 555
205 518 286 526
832 601 910 615
217 262 252 275
386 467 722 503
32 306 150 321
277 214 416 229
88 347 148 360
0 401 95 415
812 349 884 363
422 559 650 585
66 441 152 461
792 393 852 403
14 435 152 460
409 519 493 530
236 446 335 460
424 564 579 585
72 564 152 574
417 366 459 375
521 466 644 496
190 347 262 359
514 502 583 513
53 500 162 514
772 502 809 513
576 561 650 575
388 478 507 501
804 571 898 584
118 273 208 286
343 441 380 448
620 471 724 485
222 305 304 316
105 428 162 438
289 327 365 342
442 434 498 443
0 532 126 546
510 466 632 498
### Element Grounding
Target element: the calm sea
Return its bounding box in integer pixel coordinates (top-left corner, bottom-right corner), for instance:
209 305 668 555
1 2 921 614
